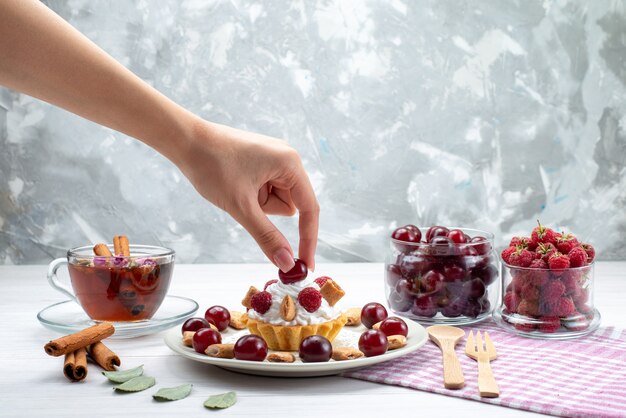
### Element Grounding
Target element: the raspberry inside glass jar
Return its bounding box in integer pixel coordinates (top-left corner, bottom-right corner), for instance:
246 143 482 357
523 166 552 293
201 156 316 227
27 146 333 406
385 226 499 325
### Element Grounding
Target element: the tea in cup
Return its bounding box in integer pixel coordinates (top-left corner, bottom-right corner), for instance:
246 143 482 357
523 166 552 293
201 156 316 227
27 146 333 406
47 240 175 322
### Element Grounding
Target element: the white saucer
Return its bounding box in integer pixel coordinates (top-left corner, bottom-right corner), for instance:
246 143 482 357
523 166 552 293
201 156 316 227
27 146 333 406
37 295 198 338
164 317 427 377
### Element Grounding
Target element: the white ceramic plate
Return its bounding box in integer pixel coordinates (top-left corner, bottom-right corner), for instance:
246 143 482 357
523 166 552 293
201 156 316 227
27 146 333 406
164 317 427 377
37 295 198 338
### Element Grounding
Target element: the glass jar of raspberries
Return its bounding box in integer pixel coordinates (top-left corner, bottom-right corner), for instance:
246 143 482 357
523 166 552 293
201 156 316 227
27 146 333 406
493 223 601 339
385 225 499 325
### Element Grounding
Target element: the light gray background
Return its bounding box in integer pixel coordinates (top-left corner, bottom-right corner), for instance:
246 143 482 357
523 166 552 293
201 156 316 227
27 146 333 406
1 0 625 264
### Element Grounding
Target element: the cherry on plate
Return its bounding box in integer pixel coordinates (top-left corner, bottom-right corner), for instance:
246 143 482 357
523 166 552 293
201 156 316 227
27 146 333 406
192 328 222 354
182 317 211 335
361 302 388 328
278 258 308 284
204 305 231 331
379 317 409 337
234 335 268 361
299 335 332 362
358 329 389 357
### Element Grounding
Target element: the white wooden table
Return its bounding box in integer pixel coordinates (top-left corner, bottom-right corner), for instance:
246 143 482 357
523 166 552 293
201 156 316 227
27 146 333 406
1 262 623 417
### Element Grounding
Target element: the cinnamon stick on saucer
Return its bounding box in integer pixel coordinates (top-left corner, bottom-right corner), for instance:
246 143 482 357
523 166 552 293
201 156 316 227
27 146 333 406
88 341 120 371
44 323 115 357
63 347 88 382
113 235 130 256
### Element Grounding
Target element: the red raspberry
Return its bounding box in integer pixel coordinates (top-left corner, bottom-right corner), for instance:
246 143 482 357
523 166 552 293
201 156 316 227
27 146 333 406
503 291 520 312
529 258 548 269
517 299 539 316
531 221 558 246
264 279 278 290
581 243 595 263
561 270 584 294
542 280 565 301
508 248 534 267
510 273 525 294
514 322 536 332
501 246 517 264
548 252 570 271
297 287 322 313
314 276 332 288
572 288 589 307
538 316 561 333
250 291 273 314
554 297 575 317
536 242 557 262
567 247 587 268
556 233 580 254
521 283 539 301
509 236 530 248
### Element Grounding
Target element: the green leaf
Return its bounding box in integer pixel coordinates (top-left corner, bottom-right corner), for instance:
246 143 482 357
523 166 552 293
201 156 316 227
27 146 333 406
203 391 237 409
102 365 144 383
114 376 156 392
152 384 193 401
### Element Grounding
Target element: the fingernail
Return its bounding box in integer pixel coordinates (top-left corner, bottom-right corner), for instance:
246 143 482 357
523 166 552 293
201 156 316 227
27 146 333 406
273 248 295 273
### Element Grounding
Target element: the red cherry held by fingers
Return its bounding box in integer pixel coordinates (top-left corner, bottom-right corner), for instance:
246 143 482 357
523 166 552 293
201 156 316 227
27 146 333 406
278 258 308 284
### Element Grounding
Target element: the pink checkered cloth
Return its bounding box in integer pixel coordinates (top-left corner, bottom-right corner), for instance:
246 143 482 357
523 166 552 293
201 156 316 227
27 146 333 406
343 320 626 418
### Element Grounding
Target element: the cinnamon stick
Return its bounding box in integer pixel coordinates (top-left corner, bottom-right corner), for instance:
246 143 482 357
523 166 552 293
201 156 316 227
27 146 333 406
88 341 120 371
93 243 113 257
44 323 115 357
113 235 130 256
63 347 88 382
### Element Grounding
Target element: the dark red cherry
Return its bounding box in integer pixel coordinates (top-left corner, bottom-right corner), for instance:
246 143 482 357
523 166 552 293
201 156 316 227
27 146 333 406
299 335 332 362
192 328 222 354
448 229 467 244
443 262 466 282
204 305 231 331
429 236 453 255
358 329 388 357
473 264 498 285
379 317 409 337
361 302 388 328
403 224 422 242
385 264 403 286
441 297 466 318
420 270 444 294
465 278 486 299
392 226 421 253
426 226 449 242
470 236 491 255
234 334 268 361
278 258 308 284
411 294 437 317
182 317 211 335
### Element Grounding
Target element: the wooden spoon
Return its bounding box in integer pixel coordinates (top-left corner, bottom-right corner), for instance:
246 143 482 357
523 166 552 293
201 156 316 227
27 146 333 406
427 325 465 389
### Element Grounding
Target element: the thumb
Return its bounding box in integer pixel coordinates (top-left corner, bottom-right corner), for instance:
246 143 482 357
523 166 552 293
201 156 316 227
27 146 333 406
232 200 296 273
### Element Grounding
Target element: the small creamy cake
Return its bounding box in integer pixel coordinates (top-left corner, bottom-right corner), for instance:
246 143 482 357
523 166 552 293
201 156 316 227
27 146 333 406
242 262 347 351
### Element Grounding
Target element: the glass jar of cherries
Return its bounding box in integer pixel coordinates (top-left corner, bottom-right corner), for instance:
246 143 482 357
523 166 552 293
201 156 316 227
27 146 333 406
385 225 499 325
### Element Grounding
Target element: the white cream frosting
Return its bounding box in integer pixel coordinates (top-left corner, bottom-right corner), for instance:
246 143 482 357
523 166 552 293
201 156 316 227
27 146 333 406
246 277 341 326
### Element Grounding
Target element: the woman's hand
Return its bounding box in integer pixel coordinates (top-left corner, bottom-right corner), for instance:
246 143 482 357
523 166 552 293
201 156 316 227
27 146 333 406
178 120 319 272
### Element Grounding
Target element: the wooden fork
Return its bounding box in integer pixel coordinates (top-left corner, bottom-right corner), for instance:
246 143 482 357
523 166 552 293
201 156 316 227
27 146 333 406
465 331 500 398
